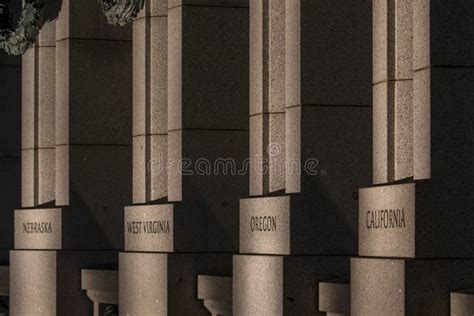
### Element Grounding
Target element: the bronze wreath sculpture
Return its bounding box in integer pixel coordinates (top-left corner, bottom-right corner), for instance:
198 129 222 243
0 0 43 56
98 0 145 26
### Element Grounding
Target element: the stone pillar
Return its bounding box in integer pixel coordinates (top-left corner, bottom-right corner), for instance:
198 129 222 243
120 0 248 314
119 4 168 315
119 2 170 314
234 0 371 314
21 20 56 208
120 252 168 315
372 0 414 184
10 19 57 316
249 0 286 196
10 1 132 314
352 1 474 314
234 3 288 312
234 255 283 315
132 0 168 204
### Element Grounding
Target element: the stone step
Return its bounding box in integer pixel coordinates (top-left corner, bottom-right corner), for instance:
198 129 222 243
197 275 232 316
451 289 474 316
351 257 474 315
81 269 118 316
359 180 474 258
233 255 350 315
318 278 350 315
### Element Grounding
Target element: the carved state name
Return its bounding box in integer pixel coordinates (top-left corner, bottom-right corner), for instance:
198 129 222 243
22 222 53 234
366 209 406 229
127 220 171 234
250 216 277 232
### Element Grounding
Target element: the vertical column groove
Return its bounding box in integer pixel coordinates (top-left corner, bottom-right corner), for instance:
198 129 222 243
33 45 40 206
144 4 152 202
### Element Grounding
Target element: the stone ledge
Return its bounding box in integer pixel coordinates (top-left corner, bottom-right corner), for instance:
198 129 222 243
318 278 350 315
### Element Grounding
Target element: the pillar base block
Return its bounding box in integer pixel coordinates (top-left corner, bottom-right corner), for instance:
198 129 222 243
351 257 474 315
451 289 474 316
10 250 116 316
119 252 232 315
233 254 350 315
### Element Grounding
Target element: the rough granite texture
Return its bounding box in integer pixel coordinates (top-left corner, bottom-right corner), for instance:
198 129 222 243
318 280 350 314
10 250 117 315
120 253 232 315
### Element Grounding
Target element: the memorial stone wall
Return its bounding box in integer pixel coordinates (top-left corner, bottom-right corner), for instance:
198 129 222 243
0 0 472 315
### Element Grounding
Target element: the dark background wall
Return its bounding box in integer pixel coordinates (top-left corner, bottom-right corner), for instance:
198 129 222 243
0 1 22 261
0 50 21 260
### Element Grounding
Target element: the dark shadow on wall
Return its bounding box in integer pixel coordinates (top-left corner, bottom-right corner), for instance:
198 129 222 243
42 0 63 22
0 0 62 252
0 55 20 251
